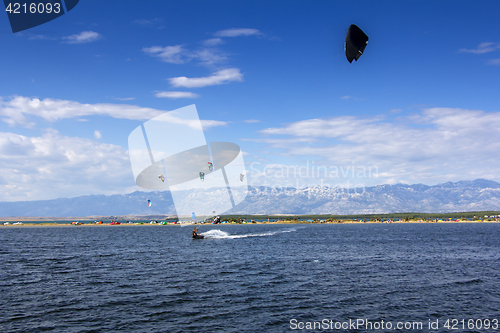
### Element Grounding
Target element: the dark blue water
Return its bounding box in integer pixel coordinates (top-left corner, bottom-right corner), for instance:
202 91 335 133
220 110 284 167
1 223 499 332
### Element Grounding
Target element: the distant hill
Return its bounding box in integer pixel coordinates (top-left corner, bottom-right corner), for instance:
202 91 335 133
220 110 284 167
1 179 500 217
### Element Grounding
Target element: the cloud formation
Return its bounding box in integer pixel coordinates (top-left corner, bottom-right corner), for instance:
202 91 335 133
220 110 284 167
459 42 500 54
63 31 102 44
214 28 262 37
112 97 136 101
256 108 500 186
203 38 224 46
0 101 228 200
0 96 227 128
168 68 243 88
154 91 200 99
0 130 133 201
143 27 263 68
142 44 228 67
143 27 264 96
0 96 163 127
142 45 186 64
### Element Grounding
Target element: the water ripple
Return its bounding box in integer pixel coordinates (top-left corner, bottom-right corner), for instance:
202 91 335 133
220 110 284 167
1 223 499 332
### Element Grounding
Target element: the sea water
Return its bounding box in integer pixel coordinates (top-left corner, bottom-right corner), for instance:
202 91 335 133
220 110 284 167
1 223 499 332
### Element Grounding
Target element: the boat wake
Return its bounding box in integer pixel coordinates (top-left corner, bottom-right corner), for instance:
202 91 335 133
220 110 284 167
200 228 297 239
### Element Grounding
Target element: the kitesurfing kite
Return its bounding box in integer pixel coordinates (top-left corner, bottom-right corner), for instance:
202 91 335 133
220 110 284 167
240 173 245 182
345 24 368 63
158 175 165 182
208 162 213 171
147 199 152 207
199 172 205 182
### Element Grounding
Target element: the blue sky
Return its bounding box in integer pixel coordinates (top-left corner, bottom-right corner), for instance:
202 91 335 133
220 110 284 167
1 0 500 201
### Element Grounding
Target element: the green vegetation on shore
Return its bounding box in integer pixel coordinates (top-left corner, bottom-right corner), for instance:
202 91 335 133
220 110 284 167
221 211 500 222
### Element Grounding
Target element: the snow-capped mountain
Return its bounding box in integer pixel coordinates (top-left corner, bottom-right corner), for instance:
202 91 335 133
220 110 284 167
230 179 500 214
1 179 500 217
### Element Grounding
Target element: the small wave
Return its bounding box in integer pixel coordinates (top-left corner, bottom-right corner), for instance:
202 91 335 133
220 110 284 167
454 278 483 285
432 277 484 288
201 228 297 239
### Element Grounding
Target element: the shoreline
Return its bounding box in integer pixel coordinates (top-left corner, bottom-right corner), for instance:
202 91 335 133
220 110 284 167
1 220 498 227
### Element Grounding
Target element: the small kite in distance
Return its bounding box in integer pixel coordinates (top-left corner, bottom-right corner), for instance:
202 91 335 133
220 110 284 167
158 175 165 182
345 24 369 63
147 199 152 207
240 173 245 182
199 172 205 182
208 162 213 171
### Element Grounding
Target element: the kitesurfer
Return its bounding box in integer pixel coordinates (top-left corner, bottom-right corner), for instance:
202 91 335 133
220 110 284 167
192 227 198 238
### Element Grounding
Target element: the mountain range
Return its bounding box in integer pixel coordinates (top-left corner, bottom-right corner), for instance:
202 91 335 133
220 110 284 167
1 179 500 217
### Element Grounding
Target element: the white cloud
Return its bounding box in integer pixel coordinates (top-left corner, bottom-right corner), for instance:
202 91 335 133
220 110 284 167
154 91 200 99
256 108 500 186
63 31 102 44
0 130 134 201
142 28 269 97
214 28 262 37
143 43 228 67
459 42 500 54
142 45 187 64
94 130 102 139
200 119 228 129
0 96 228 128
244 119 260 123
192 48 228 66
168 68 243 88
113 97 136 101
203 38 224 46
0 96 165 127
